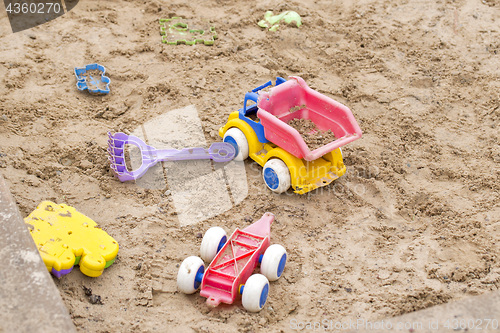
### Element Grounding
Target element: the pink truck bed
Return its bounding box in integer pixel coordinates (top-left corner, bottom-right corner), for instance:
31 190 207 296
257 76 362 161
200 213 274 307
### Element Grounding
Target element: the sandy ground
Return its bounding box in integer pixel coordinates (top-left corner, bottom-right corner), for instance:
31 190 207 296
0 0 499 332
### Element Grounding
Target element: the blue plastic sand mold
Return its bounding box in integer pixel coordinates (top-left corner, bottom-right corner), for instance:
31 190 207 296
74 63 110 95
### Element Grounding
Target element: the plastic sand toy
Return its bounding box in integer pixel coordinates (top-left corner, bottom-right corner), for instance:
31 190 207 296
159 17 217 45
107 132 236 182
219 76 362 194
24 201 119 278
74 63 110 95
258 11 302 31
177 212 286 312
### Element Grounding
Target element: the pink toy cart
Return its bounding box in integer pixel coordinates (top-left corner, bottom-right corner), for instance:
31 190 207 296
257 76 363 161
177 212 287 312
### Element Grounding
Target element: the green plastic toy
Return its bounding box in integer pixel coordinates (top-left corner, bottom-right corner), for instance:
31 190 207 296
159 17 217 45
258 11 302 31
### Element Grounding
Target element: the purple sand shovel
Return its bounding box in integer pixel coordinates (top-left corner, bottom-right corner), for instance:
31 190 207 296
107 132 236 182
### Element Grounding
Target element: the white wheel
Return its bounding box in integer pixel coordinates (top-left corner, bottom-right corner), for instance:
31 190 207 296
261 244 287 281
177 256 204 294
200 227 227 263
262 159 291 193
241 274 270 312
223 128 249 161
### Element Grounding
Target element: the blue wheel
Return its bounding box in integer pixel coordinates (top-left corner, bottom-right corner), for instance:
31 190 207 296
223 128 249 161
177 256 205 294
200 227 227 263
263 159 291 193
241 274 270 312
261 244 287 281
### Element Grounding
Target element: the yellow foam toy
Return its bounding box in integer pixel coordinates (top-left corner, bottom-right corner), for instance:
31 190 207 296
24 201 119 278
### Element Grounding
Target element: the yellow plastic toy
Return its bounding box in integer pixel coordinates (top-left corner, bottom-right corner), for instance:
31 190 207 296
24 201 119 278
220 112 346 194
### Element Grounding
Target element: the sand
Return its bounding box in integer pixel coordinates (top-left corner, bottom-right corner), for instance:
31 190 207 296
0 0 499 332
287 118 337 151
81 69 107 91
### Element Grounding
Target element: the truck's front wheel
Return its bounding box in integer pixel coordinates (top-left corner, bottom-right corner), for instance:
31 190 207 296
263 159 291 194
223 128 249 161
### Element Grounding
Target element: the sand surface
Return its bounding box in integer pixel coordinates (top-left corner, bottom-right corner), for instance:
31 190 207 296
0 0 499 332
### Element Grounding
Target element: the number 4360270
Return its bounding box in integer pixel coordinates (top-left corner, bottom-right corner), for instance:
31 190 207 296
5 2 62 14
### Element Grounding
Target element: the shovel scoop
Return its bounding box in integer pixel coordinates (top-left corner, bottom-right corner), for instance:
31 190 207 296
107 132 236 182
